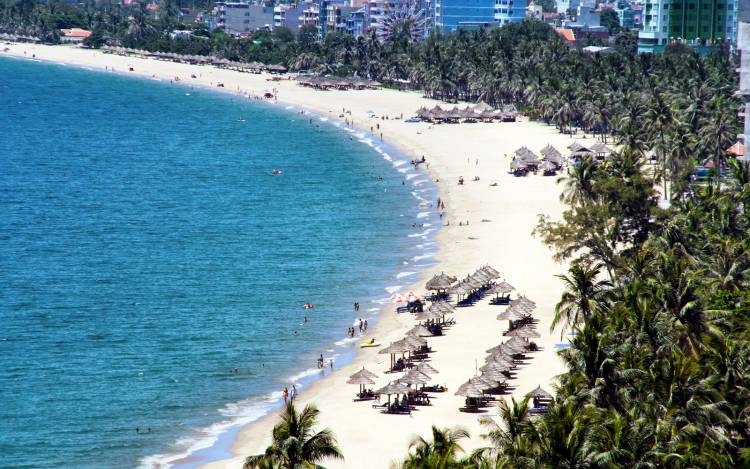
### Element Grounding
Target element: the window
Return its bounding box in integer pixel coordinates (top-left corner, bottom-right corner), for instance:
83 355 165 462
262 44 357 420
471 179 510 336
662 26 667 31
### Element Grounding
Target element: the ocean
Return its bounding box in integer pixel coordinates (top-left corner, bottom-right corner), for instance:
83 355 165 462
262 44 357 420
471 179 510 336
0 57 438 468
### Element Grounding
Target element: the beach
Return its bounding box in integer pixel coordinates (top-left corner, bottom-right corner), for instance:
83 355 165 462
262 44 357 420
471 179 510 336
2 44 597 468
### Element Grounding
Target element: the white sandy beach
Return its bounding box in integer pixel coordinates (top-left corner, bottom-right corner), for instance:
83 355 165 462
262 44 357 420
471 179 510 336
2 44 597 468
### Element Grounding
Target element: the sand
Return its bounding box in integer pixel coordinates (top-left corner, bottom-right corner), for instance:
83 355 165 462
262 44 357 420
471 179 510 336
1 44 598 468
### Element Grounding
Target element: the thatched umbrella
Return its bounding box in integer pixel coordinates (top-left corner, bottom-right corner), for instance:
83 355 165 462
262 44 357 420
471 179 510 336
515 146 541 164
510 159 527 172
496 307 528 322
347 372 376 396
472 101 494 113
403 334 427 350
414 310 444 323
455 381 485 398
429 301 456 314
399 369 431 386
375 381 411 407
541 145 564 165
379 340 412 369
479 360 511 374
351 366 378 380
471 375 499 390
426 272 456 291
513 296 536 308
408 324 433 337
415 362 438 375
507 325 541 339
480 371 507 386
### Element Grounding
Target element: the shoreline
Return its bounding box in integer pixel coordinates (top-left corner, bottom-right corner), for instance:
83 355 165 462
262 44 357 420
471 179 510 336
2 44 597 469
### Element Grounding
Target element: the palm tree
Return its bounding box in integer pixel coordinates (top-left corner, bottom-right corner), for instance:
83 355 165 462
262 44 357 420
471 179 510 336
699 96 736 186
401 426 470 469
244 401 343 469
558 156 598 205
552 263 612 336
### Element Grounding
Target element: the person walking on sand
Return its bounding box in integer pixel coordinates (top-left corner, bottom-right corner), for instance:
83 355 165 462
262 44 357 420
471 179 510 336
283 387 289 403
364 319 368 331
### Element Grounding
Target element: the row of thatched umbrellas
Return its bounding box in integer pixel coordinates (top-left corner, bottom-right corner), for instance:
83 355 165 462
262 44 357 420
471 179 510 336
0 33 40 42
100 46 287 73
415 102 518 123
423 265 501 297
455 296 549 407
295 75 380 90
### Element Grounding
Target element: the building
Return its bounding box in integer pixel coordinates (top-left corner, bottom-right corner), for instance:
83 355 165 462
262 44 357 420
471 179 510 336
557 0 581 14
432 0 498 32
527 1 544 19
60 28 91 43
639 0 738 53
494 0 528 25
346 7 368 36
210 2 273 35
739 0 749 147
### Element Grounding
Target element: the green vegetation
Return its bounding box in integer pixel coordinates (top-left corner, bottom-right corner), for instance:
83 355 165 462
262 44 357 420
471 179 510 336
243 401 343 469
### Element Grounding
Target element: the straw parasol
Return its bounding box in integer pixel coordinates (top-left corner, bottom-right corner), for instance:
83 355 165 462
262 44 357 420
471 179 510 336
425 272 457 291
349 367 378 381
403 334 427 349
375 381 412 406
507 325 541 339
414 310 444 322
429 301 456 314
455 381 485 398
379 340 411 370
347 369 377 395
408 324 434 337
497 307 528 322
415 362 438 375
375 382 411 395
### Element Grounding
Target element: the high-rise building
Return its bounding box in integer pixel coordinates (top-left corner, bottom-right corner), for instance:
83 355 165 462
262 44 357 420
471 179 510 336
494 0 529 25
209 2 273 35
738 0 749 147
639 0 738 53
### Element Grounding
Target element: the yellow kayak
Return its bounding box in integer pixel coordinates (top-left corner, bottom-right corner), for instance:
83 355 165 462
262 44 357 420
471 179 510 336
360 339 380 348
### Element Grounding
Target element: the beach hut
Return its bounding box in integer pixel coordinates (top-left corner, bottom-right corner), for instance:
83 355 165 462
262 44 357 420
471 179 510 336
527 385 554 409
591 142 613 160
501 104 518 122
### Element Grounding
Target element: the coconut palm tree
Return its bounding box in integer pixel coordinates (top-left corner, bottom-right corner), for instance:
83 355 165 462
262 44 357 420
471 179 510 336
243 401 343 469
552 263 612 335
400 426 470 469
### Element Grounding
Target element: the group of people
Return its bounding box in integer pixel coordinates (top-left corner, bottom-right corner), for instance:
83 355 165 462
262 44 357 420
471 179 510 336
347 317 368 337
317 353 333 370
282 384 298 403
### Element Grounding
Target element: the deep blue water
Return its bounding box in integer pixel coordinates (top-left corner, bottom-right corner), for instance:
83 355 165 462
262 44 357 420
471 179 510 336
0 57 437 469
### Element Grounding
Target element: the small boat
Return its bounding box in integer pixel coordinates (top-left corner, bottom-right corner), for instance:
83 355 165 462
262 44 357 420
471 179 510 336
360 339 380 348
271 169 283 175
303 303 314 309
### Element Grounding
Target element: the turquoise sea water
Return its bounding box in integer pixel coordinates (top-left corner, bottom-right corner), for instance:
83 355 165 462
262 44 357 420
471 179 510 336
0 57 438 468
